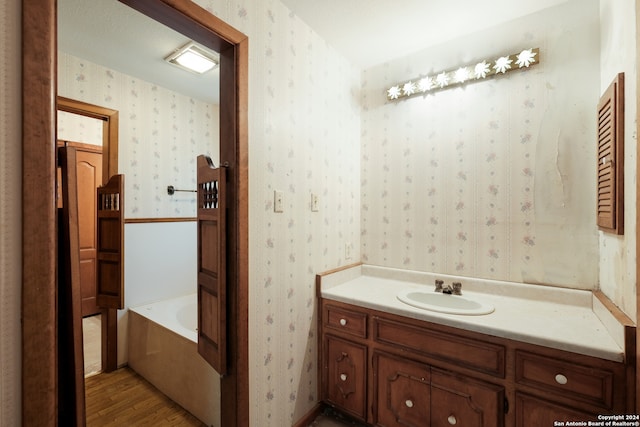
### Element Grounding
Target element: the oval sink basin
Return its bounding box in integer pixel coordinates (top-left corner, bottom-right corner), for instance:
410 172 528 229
397 289 495 315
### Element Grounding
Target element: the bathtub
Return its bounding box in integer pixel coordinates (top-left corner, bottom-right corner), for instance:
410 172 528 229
128 294 220 427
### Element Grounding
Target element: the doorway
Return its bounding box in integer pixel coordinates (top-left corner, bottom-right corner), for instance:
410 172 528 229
21 1 249 425
58 96 120 374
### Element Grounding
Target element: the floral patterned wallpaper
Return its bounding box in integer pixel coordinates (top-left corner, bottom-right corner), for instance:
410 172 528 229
361 0 601 289
186 1 361 424
58 111 103 146
58 52 219 219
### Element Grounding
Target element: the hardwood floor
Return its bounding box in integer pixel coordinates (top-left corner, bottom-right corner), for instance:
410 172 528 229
84 367 205 426
85 367 361 426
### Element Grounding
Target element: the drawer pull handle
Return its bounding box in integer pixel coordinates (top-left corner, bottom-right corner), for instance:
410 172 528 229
339 318 347 326
447 415 457 425
405 399 413 408
555 374 568 385
339 373 347 381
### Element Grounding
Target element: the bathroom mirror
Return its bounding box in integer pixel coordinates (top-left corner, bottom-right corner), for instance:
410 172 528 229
56 0 222 425
23 0 249 424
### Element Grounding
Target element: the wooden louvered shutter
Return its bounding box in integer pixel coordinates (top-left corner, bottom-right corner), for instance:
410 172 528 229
96 174 125 308
197 155 227 375
597 73 624 234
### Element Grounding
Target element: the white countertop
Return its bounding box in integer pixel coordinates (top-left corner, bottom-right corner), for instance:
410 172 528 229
320 265 625 362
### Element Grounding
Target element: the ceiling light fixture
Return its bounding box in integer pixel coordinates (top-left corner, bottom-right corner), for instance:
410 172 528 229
165 42 219 74
387 48 539 101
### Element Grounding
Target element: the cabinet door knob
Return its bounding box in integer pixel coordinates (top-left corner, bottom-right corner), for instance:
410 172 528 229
447 415 457 425
339 373 347 381
405 399 413 408
555 373 568 385
339 318 347 326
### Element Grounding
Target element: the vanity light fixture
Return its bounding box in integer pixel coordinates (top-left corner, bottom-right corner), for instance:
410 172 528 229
165 42 219 74
387 48 540 101
436 71 449 88
454 67 470 83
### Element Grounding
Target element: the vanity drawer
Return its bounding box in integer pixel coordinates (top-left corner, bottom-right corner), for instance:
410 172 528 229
515 350 614 409
373 317 505 377
324 304 368 338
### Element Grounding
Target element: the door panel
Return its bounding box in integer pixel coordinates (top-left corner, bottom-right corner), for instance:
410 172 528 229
515 393 596 427
430 368 504 427
57 141 103 317
76 150 102 317
197 155 227 375
373 352 430 427
324 336 367 421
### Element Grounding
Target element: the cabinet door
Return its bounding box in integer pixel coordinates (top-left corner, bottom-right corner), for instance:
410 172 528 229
373 352 430 427
515 393 597 427
325 335 367 420
431 369 504 427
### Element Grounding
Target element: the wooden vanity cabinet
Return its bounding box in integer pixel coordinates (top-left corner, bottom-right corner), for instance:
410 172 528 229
373 352 504 427
321 301 505 426
319 298 631 427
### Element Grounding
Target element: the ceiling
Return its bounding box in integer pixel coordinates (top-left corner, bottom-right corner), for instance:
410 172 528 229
281 0 571 69
58 0 571 105
58 0 220 104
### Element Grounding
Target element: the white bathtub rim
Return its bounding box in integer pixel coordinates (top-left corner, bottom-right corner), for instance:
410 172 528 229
129 293 198 343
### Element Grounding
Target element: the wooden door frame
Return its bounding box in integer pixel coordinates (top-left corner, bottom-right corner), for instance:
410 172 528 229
21 1 249 425
57 97 119 183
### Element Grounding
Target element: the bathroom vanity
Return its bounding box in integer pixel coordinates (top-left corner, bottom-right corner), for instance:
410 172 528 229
317 264 635 427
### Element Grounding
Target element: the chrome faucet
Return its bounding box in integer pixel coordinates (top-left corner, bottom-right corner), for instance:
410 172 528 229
452 282 462 295
434 280 462 295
